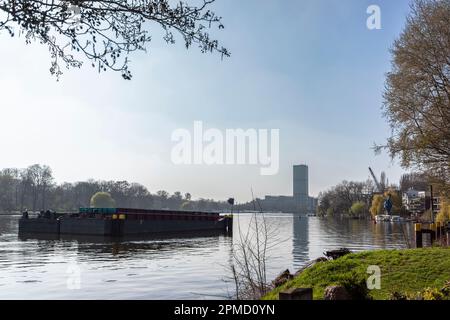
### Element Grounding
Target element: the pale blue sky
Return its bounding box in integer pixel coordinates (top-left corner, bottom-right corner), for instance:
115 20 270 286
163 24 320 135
0 0 412 202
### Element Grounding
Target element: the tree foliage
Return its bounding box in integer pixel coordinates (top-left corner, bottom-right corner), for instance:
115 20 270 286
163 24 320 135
180 200 193 210
370 194 384 218
399 172 429 192
316 180 375 217
235 197 297 213
0 164 230 212
379 0 450 193
0 0 229 79
349 201 366 216
436 197 450 222
0 164 53 212
369 190 403 217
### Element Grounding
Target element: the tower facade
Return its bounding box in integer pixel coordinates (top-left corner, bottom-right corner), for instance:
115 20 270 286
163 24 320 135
293 165 309 213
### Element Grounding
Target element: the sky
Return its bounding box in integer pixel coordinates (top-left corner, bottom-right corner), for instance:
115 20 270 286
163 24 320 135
0 0 413 202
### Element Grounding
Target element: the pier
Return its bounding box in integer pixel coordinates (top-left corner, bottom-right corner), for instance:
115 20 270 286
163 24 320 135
414 222 450 248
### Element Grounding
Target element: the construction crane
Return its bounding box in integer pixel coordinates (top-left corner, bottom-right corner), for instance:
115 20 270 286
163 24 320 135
369 167 383 193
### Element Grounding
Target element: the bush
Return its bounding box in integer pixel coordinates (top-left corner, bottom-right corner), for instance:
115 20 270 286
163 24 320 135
389 281 450 300
388 291 408 300
421 288 445 300
349 201 366 216
90 192 116 208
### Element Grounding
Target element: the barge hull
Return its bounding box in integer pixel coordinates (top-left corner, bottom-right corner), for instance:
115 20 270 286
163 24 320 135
19 218 60 234
122 219 226 235
18 218 227 236
60 218 114 236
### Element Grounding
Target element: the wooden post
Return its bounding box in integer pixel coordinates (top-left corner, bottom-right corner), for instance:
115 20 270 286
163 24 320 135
415 223 422 248
440 223 446 239
436 222 441 240
447 222 450 247
430 223 436 244
225 216 233 234
430 185 434 222
279 288 313 300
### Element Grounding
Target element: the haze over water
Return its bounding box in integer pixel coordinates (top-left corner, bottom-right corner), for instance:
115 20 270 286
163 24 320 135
0 213 413 299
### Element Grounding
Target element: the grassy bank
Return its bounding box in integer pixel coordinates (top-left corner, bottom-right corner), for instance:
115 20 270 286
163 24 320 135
263 248 450 300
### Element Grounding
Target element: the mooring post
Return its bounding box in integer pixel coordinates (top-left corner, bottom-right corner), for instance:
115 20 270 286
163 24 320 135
440 222 446 239
279 288 313 300
225 216 233 234
447 222 450 247
430 223 436 244
415 223 422 248
430 185 434 222
436 222 441 240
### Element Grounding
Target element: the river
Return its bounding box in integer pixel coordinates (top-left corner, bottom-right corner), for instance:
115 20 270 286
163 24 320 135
0 213 413 299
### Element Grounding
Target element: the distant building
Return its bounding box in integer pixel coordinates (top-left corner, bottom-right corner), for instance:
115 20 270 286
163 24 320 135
264 196 295 206
402 188 441 216
308 197 318 213
261 164 317 213
402 189 425 216
263 195 296 212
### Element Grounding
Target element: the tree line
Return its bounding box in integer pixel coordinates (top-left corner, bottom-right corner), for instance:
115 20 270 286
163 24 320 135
0 164 231 213
316 180 376 218
316 172 432 218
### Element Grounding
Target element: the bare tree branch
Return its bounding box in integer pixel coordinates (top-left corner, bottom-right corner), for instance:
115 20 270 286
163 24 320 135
0 0 229 79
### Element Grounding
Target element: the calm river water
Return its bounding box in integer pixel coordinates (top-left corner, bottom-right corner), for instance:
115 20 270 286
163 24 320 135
0 213 413 299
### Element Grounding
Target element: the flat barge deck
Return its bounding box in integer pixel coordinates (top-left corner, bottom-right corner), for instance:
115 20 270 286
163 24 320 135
19 208 233 237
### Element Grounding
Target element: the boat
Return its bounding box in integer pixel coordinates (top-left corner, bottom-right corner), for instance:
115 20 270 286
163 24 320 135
375 215 391 222
389 215 402 222
375 215 405 223
18 207 233 237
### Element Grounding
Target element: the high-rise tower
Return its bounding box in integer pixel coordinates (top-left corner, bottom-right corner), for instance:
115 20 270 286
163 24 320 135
293 165 309 213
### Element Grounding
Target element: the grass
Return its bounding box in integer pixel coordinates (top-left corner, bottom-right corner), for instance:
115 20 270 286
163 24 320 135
263 247 450 300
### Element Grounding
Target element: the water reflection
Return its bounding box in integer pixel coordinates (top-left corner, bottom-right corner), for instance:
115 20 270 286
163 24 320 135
19 231 228 256
292 215 309 269
304 216 413 265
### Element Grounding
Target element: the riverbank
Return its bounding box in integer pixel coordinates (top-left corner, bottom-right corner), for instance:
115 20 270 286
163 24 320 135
263 247 450 300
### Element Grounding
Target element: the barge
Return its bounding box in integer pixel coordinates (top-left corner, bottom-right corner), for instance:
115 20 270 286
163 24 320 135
19 207 233 237
374 214 405 223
